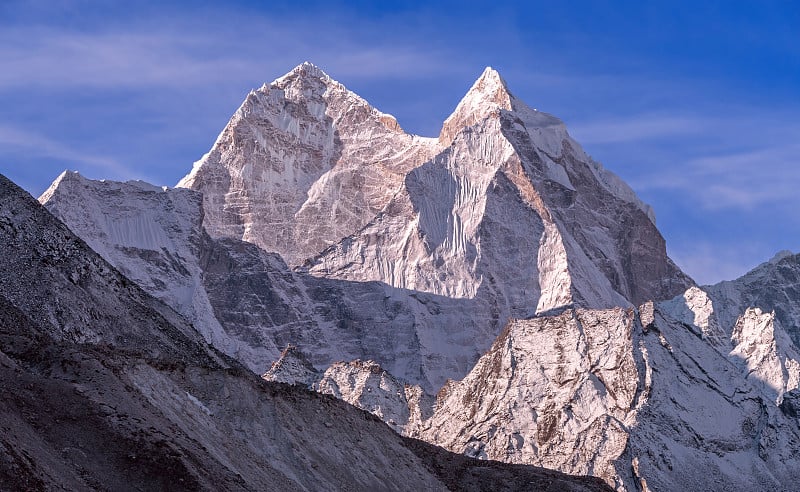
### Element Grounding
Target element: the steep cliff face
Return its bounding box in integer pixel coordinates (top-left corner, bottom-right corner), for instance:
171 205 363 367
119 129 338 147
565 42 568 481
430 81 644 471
420 308 640 485
177 62 439 267
3 173 611 492
39 171 226 348
305 67 689 312
41 172 499 390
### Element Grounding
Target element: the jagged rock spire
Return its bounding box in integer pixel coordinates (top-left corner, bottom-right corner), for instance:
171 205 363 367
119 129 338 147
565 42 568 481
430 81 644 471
439 67 514 145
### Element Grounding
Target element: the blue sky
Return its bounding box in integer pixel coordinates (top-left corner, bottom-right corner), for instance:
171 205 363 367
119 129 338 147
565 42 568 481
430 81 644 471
1 0 798 284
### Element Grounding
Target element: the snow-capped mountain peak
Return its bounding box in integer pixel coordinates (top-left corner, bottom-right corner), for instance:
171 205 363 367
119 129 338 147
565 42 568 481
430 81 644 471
277 60 331 82
439 66 513 145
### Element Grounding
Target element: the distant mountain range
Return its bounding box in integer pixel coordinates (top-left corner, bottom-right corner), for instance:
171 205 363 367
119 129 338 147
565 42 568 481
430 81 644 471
7 62 799 490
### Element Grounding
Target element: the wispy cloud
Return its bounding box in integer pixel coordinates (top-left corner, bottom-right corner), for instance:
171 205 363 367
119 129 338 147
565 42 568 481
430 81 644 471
571 111 800 211
569 114 708 144
0 125 142 181
669 241 781 285
0 13 463 92
0 30 256 89
641 142 800 210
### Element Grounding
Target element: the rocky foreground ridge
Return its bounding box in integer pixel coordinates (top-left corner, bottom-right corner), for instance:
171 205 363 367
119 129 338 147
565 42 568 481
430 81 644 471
38 63 800 491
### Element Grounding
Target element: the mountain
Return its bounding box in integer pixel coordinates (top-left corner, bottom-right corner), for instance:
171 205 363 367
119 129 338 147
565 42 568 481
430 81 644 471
43 62 690 393
705 250 800 348
180 63 689 310
178 62 439 268
1 174 612 490
36 62 800 490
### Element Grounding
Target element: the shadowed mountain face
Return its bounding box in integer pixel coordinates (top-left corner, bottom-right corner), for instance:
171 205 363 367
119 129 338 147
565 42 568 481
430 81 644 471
0 174 613 491
40 171 499 391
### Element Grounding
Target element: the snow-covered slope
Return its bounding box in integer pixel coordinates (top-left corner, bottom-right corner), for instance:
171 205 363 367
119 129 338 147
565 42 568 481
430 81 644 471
663 252 800 406
649 254 800 407
39 171 226 347
41 172 504 390
178 62 439 267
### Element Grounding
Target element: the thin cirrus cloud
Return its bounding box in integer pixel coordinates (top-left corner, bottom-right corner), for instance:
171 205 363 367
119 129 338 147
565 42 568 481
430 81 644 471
0 29 284 90
568 114 708 145
635 142 800 211
0 124 144 182
0 20 460 93
570 111 800 212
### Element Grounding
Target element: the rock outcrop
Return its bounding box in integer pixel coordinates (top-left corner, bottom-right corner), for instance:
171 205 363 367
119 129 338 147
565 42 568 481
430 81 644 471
418 301 800 490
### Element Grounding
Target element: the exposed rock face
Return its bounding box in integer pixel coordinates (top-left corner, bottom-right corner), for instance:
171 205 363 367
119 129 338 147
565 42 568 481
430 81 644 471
421 308 640 484
262 344 320 387
264 350 435 436
781 389 800 418
178 62 439 267
419 303 800 491
316 360 421 434
1 173 611 492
